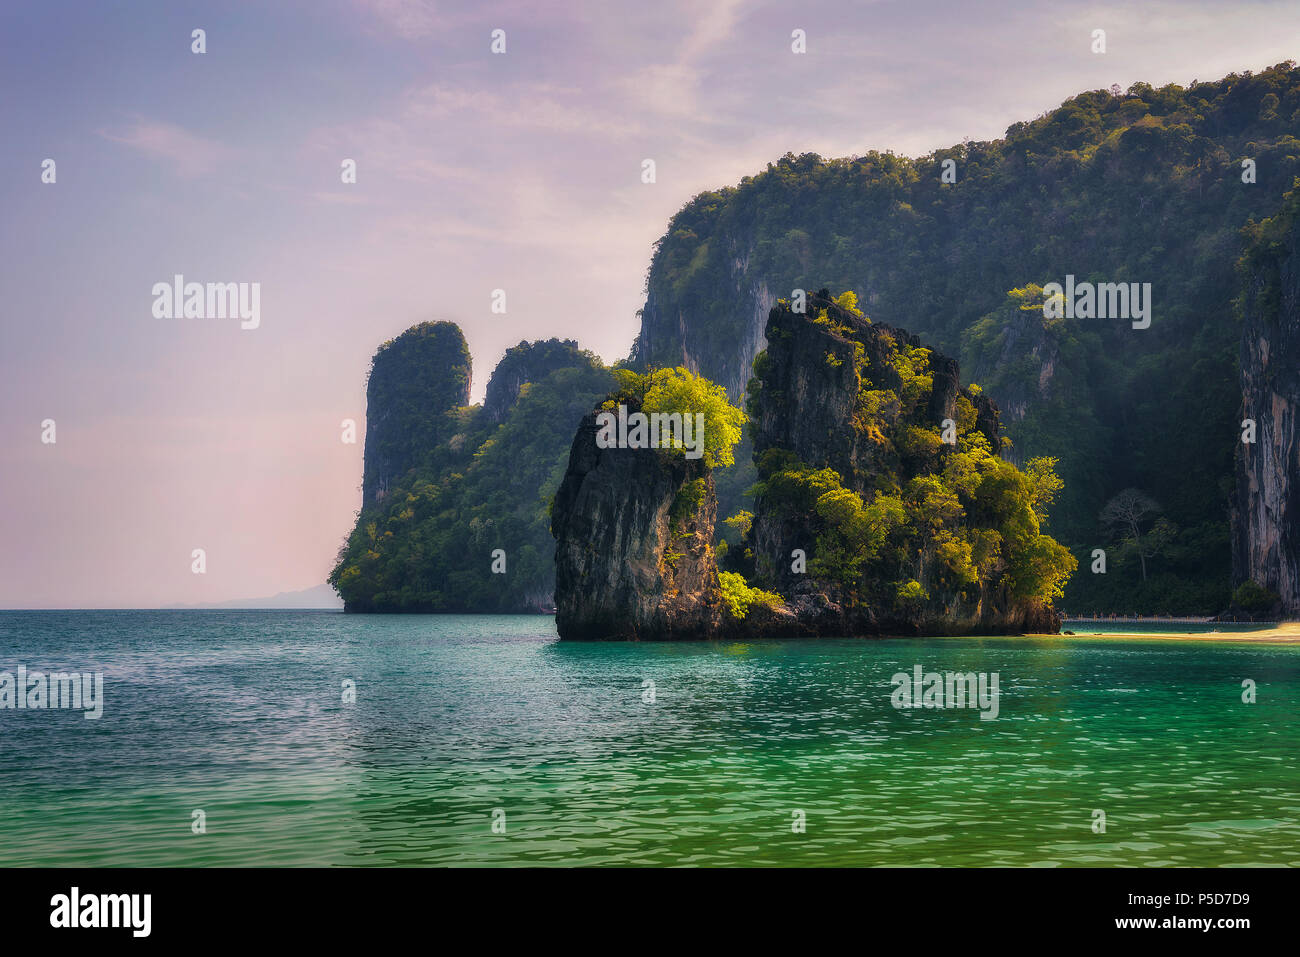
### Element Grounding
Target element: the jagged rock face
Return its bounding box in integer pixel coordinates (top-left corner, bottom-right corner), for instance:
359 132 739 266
750 297 998 498
361 322 471 508
749 291 1058 636
1234 215 1300 617
961 306 1059 425
552 408 723 640
484 339 585 424
634 238 773 399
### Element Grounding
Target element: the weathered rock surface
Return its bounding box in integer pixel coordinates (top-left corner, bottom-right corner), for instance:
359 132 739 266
1234 202 1300 617
635 255 773 401
749 295 998 498
552 405 723 640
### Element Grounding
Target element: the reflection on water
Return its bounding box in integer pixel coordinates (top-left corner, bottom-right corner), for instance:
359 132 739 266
0 611 1296 866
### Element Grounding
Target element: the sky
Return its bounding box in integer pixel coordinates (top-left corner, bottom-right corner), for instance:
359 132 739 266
0 0 1296 608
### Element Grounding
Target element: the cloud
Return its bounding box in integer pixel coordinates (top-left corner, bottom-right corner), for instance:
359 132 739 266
403 82 644 137
350 0 445 39
100 119 237 178
613 0 750 117
350 0 585 40
679 0 749 61
300 78 643 194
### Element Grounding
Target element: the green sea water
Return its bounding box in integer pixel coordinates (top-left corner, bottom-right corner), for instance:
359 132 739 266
0 611 1296 867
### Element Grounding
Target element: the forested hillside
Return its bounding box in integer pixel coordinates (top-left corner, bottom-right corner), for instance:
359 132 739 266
633 63 1300 613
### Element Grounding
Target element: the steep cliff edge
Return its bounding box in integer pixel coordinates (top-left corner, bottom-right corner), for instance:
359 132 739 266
552 404 723 640
553 291 1072 639
1234 191 1300 617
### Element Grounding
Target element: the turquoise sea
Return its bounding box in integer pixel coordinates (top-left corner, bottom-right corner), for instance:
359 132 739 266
0 611 1296 867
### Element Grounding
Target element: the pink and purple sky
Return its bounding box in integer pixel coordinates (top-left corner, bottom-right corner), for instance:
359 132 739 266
1 0 1295 607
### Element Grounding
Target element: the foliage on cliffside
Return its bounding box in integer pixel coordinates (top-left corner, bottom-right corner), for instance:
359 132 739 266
746 292 1076 616
484 338 588 423
718 571 783 619
601 366 746 467
1238 176 1300 310
361 321 472 507
332 338 614 612
635 63 1300 614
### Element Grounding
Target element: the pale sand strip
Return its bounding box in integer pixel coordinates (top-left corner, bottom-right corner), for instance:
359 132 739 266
1030 621 1300 644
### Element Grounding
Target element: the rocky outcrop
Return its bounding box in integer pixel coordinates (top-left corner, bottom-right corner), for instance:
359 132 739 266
484 339 587 424
749 296 998 498
361 321 471 508
1233 198 1300 617
552 291 1066 639
551 404 723 640
959 298 1060 427
746 291 1059 636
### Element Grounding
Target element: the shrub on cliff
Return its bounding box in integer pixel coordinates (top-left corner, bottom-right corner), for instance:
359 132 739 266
603 366 746 467
718 571 783 619
1232 579 1280 613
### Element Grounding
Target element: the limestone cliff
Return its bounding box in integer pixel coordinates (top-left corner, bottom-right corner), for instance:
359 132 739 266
634 251 773 401
632 70 1300 614
1233 194 1300 617
336 323 614 613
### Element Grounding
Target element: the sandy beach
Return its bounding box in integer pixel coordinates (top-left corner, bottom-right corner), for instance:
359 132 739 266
1044 621 1300 644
